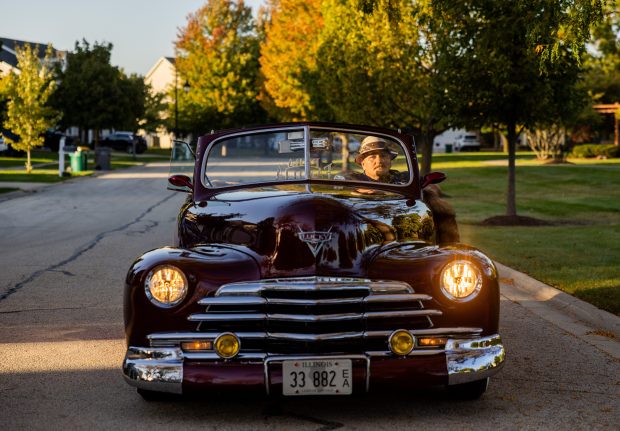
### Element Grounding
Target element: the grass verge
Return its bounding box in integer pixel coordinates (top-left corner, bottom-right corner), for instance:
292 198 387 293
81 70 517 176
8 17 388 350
437 154 620 315
0 150 167 182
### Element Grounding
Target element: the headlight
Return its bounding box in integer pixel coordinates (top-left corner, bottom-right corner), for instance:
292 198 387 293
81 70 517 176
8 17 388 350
440 260 482 301
145 265 188 307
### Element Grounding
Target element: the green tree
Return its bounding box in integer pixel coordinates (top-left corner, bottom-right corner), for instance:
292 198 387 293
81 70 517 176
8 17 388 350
575 1 620 143
260 0 447 174
53 40 145 146
175 0 266 134
431 0 603 220
2 44 59 173
583 1 620 103
315 0 446 174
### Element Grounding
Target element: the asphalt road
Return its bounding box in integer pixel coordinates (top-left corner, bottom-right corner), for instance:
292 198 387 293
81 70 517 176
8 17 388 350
0 163 618 430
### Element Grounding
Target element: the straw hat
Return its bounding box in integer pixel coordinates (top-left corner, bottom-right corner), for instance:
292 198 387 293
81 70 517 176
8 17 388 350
355 136 398 164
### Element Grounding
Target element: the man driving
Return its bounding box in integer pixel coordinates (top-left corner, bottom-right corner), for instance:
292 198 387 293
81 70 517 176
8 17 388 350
350 136 408 184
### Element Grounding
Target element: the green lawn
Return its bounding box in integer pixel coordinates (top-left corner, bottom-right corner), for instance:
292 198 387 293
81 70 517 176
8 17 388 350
0 150 168 183
434 153 620 315
0 151 58 168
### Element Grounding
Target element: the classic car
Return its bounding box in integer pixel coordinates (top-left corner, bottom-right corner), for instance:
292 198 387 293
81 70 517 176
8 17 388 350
97 131 147 154
122 123 505 400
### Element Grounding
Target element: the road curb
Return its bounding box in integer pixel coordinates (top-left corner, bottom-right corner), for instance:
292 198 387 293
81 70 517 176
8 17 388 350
496 261 620 360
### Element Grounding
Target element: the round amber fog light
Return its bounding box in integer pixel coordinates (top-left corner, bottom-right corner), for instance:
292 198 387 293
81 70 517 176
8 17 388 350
214 333 240 359
389 329 415 356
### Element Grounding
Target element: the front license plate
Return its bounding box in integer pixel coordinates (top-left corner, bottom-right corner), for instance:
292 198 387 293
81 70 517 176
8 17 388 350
282 359 352 396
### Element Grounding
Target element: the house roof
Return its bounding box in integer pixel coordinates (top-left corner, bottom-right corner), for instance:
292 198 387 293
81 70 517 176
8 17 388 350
145 56 176 81
0 37 66 69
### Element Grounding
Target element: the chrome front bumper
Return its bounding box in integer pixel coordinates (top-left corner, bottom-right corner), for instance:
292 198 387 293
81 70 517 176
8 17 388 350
122 334 505 394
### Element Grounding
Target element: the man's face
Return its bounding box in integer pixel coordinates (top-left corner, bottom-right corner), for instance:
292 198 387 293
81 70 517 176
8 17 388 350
361 151 392 180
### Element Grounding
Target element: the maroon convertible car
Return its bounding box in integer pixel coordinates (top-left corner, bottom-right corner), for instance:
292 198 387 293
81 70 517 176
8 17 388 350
122 123 505 400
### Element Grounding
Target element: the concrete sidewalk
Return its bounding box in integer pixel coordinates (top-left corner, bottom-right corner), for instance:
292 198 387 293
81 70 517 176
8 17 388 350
497 261 620 360
0 181 53 190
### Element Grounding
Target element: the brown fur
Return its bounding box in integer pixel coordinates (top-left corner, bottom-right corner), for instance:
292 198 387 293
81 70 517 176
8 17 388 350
422 184 460 244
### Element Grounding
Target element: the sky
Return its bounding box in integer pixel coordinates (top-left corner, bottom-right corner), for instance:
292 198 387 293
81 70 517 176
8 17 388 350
2 0 265 76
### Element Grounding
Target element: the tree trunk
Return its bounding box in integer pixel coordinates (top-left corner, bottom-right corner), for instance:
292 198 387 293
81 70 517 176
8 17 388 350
94 128 100 149
506 120 517 217
419 131 434 176
26 147 32 174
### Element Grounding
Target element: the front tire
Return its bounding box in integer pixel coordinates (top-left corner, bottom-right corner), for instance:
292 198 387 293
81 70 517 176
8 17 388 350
445 378 489 400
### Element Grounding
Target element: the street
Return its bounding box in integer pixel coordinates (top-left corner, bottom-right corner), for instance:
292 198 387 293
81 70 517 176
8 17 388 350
0 163 618 430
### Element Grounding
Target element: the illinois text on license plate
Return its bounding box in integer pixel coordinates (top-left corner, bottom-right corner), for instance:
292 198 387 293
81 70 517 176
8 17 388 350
282 359 352 396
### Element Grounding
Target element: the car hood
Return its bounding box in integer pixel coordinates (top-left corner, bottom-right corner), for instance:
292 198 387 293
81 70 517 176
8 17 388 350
180 185 434 277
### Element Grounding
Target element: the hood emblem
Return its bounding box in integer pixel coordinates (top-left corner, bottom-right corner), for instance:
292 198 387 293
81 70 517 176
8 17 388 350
296 227 333 257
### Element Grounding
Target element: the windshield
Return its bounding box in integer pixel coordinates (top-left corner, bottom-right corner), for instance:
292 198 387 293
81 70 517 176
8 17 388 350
203 127 411 188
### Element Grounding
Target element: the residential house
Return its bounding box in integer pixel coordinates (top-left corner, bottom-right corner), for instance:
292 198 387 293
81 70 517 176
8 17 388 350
144 56 176 149
0 37 66 76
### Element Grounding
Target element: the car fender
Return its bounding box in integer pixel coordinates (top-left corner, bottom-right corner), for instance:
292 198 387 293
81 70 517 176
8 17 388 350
368 242 500 334
124 245 260 346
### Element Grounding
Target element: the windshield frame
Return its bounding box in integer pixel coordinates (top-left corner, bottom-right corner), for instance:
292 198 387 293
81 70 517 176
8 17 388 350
197 123 419 200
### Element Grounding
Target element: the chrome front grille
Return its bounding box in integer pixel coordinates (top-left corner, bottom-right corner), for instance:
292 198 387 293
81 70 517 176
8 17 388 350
187 277 442 354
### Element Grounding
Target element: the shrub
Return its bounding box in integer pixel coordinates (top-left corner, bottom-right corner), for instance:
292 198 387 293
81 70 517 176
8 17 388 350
570 144 620 158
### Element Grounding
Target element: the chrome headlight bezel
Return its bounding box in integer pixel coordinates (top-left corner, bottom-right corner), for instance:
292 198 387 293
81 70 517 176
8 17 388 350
439 259 483 302
144 264 189 308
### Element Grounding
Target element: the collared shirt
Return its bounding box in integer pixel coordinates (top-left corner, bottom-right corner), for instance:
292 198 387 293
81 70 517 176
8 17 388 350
347 170 409 185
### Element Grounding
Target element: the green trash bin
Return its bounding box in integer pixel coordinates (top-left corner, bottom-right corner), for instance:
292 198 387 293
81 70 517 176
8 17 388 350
70 151 86 172
445 144 453 153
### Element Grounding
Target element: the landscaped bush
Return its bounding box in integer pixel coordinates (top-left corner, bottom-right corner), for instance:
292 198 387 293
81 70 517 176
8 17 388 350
570 144 620 158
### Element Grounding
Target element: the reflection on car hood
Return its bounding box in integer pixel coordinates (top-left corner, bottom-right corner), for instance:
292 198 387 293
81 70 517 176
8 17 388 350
180 185 434 277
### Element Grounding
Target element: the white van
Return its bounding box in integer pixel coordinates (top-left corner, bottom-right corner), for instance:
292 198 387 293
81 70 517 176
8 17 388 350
433 129 481 153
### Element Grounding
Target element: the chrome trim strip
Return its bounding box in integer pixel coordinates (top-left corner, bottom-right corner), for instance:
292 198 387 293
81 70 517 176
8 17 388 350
188 309 441 323
187 313 265 322
122 347 183 394
215 277 414 296
446 334 505 385
408 327 483 336
304 125 310 179
267 312 361 322
366 310 442 318
183 352 267 361
363 328 481 338
148 331 266 342
148 328 482 346
198 296 437 306
267 331 363 341
198 297 267 306
267 297 363 305
364 294 432 303
366 350 444 357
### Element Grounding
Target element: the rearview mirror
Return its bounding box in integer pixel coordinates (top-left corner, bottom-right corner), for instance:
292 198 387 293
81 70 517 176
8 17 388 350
420 172 446 188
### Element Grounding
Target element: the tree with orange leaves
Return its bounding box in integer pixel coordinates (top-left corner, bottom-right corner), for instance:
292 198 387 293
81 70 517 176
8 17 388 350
175 0 265 133
258 0 332 121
